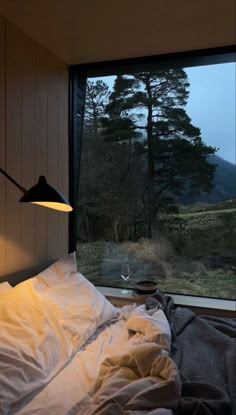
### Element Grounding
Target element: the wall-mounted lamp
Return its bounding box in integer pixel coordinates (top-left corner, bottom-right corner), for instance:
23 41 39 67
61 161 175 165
0 168 72 212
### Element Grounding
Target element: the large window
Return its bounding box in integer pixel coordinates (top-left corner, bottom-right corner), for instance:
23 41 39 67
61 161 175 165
75 52 236 300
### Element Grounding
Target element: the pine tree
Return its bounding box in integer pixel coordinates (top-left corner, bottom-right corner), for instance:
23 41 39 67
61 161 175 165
102 70 216 238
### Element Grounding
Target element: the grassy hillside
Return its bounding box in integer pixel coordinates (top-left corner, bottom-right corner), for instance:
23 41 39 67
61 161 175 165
180 155 236 205
76 199 236 300
180 198 236 214
77 237 235 299
170 199 236 258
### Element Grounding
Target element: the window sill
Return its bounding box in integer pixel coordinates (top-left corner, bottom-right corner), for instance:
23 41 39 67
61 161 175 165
96 286 236 318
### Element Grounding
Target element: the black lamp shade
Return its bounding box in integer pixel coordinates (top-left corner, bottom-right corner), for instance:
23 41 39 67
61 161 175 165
19 176 72 212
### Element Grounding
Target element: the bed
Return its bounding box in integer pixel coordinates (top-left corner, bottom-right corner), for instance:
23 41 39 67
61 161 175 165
0 253 235 415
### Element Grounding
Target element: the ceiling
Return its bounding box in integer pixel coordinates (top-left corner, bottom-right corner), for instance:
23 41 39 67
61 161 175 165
0 0 235 65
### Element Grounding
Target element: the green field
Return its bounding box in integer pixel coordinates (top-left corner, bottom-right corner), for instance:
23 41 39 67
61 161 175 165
77 199 236 300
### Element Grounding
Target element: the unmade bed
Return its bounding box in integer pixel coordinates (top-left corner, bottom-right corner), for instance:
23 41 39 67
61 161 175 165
0 253 235 415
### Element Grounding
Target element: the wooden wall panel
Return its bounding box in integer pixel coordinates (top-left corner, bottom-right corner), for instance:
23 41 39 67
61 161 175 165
58 68 69 255
47 54 59 261
0 17 69 278
21 31 36 269
35 45 48 264
0 17 6 276
5 21 22 274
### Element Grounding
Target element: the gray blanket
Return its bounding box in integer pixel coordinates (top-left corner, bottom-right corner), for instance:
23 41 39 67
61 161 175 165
148 293 236 415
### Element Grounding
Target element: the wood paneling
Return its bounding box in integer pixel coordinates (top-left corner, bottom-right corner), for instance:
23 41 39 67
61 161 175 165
0 17 6 276
58 68 69 255
47 53 59 261
0 17 69 278
21 30 36 268
35 46 48 264
5 21 22 274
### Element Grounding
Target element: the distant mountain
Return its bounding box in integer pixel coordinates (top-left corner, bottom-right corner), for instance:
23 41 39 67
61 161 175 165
180 155 236 205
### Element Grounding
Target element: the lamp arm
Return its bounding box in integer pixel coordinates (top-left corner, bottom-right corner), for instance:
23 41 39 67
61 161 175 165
0 168 26 193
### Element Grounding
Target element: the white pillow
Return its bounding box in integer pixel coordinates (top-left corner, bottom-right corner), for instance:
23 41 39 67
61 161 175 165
0 252 117 413
33 252 118 352
0 281 12 294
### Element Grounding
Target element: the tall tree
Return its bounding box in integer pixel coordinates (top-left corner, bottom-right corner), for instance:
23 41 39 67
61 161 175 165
85 80 110 135
102 70 216 238
79 80 111 241
79 80 142 241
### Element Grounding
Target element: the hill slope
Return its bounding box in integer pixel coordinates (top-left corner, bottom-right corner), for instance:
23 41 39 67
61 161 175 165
181 155 236 205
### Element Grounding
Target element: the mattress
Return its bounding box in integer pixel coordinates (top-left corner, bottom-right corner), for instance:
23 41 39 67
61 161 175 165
16 316 129 415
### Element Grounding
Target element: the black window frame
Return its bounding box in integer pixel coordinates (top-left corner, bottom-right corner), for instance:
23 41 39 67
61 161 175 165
68 44 236 255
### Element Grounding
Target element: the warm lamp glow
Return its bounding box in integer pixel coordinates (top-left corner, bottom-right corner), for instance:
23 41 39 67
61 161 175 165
20 176 73 212
31 202 73 212
0 169 73 213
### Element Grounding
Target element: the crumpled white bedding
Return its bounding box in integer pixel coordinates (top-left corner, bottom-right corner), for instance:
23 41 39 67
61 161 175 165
16 316 129 415
0 253 117 415
67 305 180 415
17 304 180 415
69 343 180 415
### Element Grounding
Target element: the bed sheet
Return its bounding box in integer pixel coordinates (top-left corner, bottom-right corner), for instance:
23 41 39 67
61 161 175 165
16 315 129 415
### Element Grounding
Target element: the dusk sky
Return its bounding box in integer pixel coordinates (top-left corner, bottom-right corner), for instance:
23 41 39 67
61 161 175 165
91 62 235 164
186 62 235 164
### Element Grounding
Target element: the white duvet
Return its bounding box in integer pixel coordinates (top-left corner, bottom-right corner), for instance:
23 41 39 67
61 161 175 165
17 317 129 415
0 253 117 415
17 305 181 415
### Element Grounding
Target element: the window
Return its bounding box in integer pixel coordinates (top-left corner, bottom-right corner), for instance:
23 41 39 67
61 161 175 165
74 50 236 300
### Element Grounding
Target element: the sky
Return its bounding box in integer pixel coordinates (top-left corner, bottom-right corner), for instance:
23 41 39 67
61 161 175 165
186 63 235 164
90 62 236 164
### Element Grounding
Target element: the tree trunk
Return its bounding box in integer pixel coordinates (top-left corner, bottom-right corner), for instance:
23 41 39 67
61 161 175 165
146 79 154 239
81 215 89 242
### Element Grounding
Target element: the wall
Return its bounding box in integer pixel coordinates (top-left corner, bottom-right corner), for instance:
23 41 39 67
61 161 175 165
0 17 69 278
